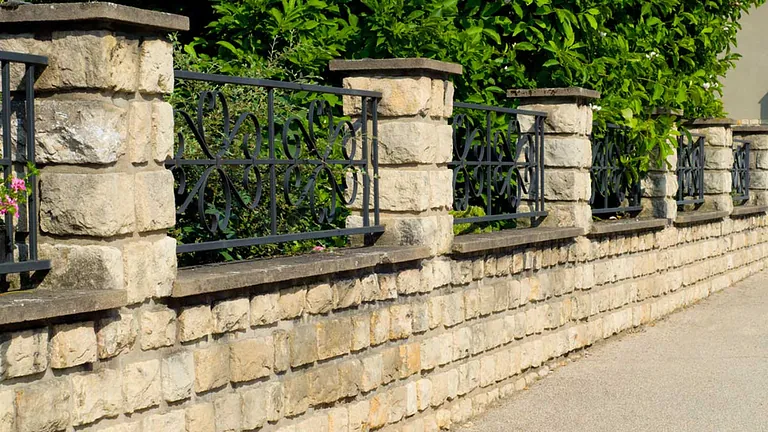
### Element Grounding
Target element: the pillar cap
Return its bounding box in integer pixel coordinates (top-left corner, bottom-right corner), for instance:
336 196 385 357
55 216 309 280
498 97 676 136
506 87 601 100
685 118 735 127
0 2 189 33
651 108 684 117
733 125 768 133
329 58 462 78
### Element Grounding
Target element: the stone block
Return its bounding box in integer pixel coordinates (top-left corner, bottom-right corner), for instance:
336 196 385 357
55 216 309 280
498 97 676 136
39 243 123 292
376 120 453 164
333 278 362 310
411 302 430 333
306 282 334 314
370 308 391 346
230 336 274 382
307 364 342 405
142 411 186 432
162 351 194 403
96 311 136 359
193 345 230 393
251 292 280 326
704 147 734 170
186 403 215 432
349 400 370 432
389 304 413 340
273 329 290 373
40 172 134 236
328 407 349 432
704 171 732 194
544 137 591 168
127 101 151 164
690 126 731 148
152 101 175 162
15 379 71 432
123 235 177 302
135 170 176 232
0 390 13 431
361 354 383 392
283 374 310 416
374 213 454 255
214 393 242 432
178 305 213 342
139 307 176 350
343 76 433 117
123 359 161 412
750 171 768 189
544 170 591 201
518 102 592 135
317 318 353 360
139 38 174 94
35 97 127 164
541 202 592 229
241 382 283 429
50 322 97 369
368 393 389 429
379 168 453 211
290 324 318 367
0 328 48 378
389 385 408 424
71 369 122 426
352 313 371 351
212 298 249 334
396 268 423 294
431 369 458 407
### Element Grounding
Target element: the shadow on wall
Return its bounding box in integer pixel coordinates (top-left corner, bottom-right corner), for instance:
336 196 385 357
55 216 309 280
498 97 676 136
760 93 768 120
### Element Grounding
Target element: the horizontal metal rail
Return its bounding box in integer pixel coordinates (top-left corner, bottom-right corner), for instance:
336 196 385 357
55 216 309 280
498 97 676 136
0 51 48 66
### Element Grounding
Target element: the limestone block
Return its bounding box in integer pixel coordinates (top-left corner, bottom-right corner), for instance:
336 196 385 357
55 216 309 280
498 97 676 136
214 393 242 432
139 38 174 94
376 121 453 164
193 345 230 393
396 268 423 295
135 170 176 232
333 278 362 310
411 302 430 334
50 322 97 369
343 76 433 117
377 168 451 211
361 353 383 392
123 359 161 412
544 137 592 168
127 101 152 164
431 369 458 406
518 103 592 135
704 147 734 170
399 343 421 378
186 403 215 432
123 236 177 303
39 243 123 292
704 171 732 194
162 351 194 402
544 170 591 201
351 313 371 351
751 171 768 189
690 126 731 148
35 98 127 164
230 336 274 382
71 369 122 426
241 382 283 429
96 311 136 359
40 172 134 236
338 359 363 397
152 101 175 163
317 318 352 360
273 329 290 373
297 415 330 431
442 292 464 327
389 385 408 423
349 400 370 431
376 213 454 255
328 407 349 432
444 80 455 118
283 374 310 416
15 379 71 432
178 305 213 342
251 292 280 326
290 324 318 367
0 390 14 431
368 393 390 429
429 79 446 118
212 297 249 334
389 304 413 340
142 411 186 432
371 308 391 346
0 328 48 378
541 202 592 229
279 286 307 319
381 347 401 384
139 307 176 350
306 282 333 314
307 364 342 405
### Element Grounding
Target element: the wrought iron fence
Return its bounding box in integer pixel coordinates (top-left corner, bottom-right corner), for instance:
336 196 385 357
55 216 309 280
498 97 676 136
449 102 547 227
0 51 50 276
589 123 643 216
676 132 705 209
733 138 751 205
168 71 383 258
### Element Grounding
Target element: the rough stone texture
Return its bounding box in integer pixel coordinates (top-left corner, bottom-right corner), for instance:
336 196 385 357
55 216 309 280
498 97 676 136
544 170 591 202
374 214 454 255
251 293 280 326
139 38 174 94
279 287 306 319
212 298 249 334
343 76 433 117
178 305 213 342
518 103 592 135
71 369 122 426
123 236 177 303
242 382 283 429
152 101 175 162
135 169 176 232
317 318 353 360
123 359 162 413
50 322 97 369
540 202 592 230
543 137 592 168
162 351 194 402
40 172 135 237
35 97 127 164
306 283 334 314
214 393 242 432
290 324 319 367
39 243 123 292
97 311 137 359
15 379 71 432
186 403 215 432
142 411 185 432
0 389 14 431
0 328 48 378
376 121 453 165
378 168 453 211
139 307 176 350
230 337 274 382
194 345 230 393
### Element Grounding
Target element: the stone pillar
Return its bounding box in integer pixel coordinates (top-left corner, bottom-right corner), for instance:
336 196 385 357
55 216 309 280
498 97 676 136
330 58 461 255
733 125 768 206
687 119 735 213
640 110 682 221
0 3 188 303
507 87 599 231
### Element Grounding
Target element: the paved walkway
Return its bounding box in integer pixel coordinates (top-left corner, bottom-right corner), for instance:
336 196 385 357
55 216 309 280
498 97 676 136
456 271 768 432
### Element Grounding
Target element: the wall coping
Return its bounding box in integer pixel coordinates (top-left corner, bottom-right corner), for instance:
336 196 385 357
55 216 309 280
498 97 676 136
589 218 668 237
733 125 768 134
172 245 432 298
685 118 735 127
0 289 126 327
731 205 768 218
451 226 584 255
0 2 190 32
329 58 463 77
651 108 684 117
674 210 729 226
506 87 601 100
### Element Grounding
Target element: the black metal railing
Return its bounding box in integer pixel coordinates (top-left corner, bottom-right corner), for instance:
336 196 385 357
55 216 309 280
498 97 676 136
589 123 643 216
168 71 383 257
676 132 705 209
0 51 50 276
449 102 547 227
733 138 750 205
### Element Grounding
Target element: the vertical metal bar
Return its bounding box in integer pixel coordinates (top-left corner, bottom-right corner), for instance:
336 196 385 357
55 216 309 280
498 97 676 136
539 116 545 213
360 97 370 228
1 61 14 263
26 64 37 261
268 88 276 236
372 98 379 226
677 137 683 204
698 136 705 203
746 142 751 200
485 111 492 218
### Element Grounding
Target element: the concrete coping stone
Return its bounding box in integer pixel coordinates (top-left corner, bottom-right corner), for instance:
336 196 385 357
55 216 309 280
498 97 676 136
0 2 190 32
588 218 669 237
0 289 126 327
172 245 432 298
732 125 768 134
674 210 730 226
730 205 768 218
506 87 601 100
329 58 463 77
651 108 684 117
685 118 735 127
451 226 585 255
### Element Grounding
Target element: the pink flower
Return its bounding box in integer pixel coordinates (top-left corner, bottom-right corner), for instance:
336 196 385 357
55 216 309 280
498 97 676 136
10 177 25 193
313 245 326 252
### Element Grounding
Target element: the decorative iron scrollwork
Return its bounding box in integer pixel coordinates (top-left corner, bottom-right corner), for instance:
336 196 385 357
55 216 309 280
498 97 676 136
589 124 642 216
677 133 705 208
733 139 750 205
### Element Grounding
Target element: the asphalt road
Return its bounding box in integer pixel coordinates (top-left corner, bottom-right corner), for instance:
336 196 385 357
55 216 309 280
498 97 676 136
456 271 768 432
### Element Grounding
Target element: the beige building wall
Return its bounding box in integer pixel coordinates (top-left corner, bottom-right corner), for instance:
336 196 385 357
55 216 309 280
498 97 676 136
722 4 768 123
